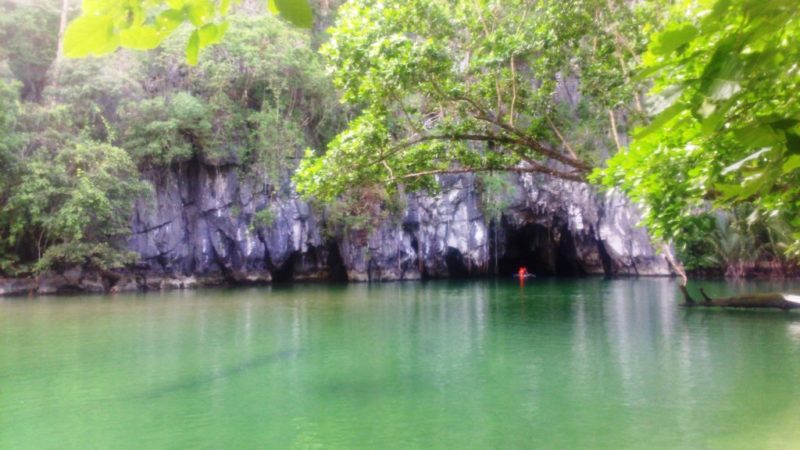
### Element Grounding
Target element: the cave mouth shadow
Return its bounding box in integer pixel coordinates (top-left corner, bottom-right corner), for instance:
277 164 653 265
270 243 349 283
445 247 471 278
495 222 585 278
270 252 296 283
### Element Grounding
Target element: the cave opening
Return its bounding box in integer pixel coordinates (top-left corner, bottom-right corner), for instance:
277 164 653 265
496 222 585 277
445 247 471 278
326 243 349 282
271 252 297 283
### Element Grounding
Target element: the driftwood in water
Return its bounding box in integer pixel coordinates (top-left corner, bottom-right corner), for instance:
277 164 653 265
680 285 800 310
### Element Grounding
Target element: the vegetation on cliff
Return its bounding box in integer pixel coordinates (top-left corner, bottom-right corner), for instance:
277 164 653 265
0 0 797 286
0 1 338 275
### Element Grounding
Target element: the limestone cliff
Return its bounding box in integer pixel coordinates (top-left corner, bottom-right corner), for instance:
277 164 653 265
0 157 671 295
125 158 670 288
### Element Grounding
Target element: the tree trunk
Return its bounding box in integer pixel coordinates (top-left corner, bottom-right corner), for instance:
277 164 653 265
51 0 70 89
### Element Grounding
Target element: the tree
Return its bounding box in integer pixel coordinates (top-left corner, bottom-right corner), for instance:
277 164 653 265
118 14 342 176
0 8 336 275
597 0 800 264
293 0 659 200
3 141 149 273
0 0 61 100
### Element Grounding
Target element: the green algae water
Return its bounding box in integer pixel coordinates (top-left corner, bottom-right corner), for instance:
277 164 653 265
2 278 800 449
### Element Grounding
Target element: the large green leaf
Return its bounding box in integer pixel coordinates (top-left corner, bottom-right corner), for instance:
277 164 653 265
650 23 698 56
783 155 800 174
733 124 783 148
186 0 214 27
119 25 164 50
63 15 119 57
270 0 313 28
635 101 686 139
198 23 227 47
698 38 741 96
156 9 185 34
186 29 200 65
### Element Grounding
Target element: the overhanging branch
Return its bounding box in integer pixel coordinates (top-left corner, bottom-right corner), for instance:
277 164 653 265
387 164 586 184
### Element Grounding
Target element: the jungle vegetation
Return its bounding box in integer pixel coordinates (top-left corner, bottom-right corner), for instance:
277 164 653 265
0 0 797 281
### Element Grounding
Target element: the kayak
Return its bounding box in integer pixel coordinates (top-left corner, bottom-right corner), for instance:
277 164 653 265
513 273 536 279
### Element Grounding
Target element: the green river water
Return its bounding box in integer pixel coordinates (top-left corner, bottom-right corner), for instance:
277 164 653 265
2 278 800 449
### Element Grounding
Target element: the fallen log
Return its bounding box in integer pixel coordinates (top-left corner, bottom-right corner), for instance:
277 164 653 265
681 286 800 310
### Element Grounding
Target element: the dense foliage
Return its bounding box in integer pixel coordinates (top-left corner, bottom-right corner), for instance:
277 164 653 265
0 0 60 101
2 0 797 278
0 4 338 275
598 0 800 262
293 0 659 200
4 141 148 272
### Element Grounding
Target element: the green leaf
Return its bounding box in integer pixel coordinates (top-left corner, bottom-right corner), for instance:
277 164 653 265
119 25 164 50
635 101 686 139
783 155 800 174
272 0 313 28
650 23 698 56
156 9 185 34
198 23 221 47
186 29 200 65
698 38 741 96
632 62 669 82
716 174 765 201
63 15 118 58
646 84 683 116
733 125 783 148
186 0 214 27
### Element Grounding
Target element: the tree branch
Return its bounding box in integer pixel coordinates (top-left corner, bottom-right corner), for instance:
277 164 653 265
546 116 579 160
388 163 586 184
608 109 623 153
510 55 517 127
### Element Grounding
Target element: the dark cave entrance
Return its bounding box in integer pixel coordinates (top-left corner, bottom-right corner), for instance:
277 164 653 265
270 243 349 283
445 247 471 278
270 252 297 283
326 243 349 282
496 222 585 277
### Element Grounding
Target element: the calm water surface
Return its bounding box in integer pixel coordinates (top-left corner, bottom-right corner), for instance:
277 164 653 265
2 278 800 449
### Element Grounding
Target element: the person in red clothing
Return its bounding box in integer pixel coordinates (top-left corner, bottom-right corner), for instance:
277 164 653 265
518 267 528 278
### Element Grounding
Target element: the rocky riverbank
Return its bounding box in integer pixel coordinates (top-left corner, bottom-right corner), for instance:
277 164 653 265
1 159 673 296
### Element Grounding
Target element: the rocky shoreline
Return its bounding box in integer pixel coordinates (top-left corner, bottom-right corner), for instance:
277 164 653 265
1 161 678 296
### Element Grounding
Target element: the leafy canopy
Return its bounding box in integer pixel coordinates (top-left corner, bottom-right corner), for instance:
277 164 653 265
64 0 312 65
597 0 800 257
118 14 341 175
0 11 336 275
294 0 658 200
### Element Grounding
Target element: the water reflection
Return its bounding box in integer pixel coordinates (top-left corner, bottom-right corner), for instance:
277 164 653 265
2 279 800 449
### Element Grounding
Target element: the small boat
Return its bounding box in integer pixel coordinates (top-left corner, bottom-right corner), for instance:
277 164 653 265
782 294 800 304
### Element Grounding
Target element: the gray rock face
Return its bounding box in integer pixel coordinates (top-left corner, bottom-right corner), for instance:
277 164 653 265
0 159 671 296
130 159 333 285
126 159 670 287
